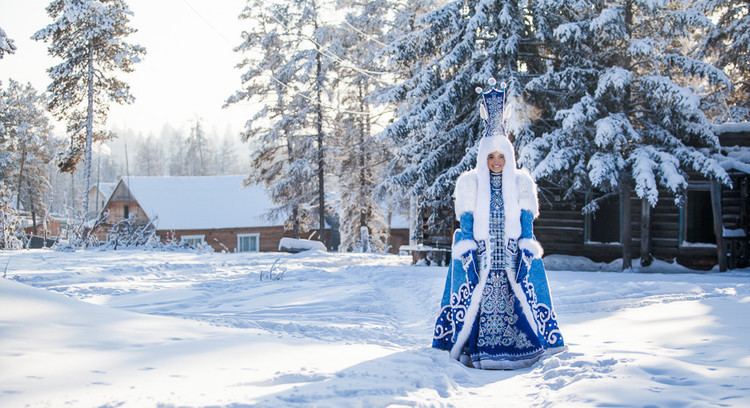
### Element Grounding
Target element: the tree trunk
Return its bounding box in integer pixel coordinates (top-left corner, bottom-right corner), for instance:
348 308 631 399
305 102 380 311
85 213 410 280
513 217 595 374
196 122 206 175
409 194 418 246
26 177 38 235
313 2 326 249
358 84 367 230
287 133 300 239
82 41 95 221
621 175 632 270
16 146 27 210
621 0 633 271
70 171 76 216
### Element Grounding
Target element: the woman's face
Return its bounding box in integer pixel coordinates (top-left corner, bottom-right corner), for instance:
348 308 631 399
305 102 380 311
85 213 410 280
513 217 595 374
487 151 505 173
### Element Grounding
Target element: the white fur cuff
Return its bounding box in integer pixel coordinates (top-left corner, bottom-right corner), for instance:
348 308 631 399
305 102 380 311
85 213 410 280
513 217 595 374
516 168 540 218
452 239 477 260
518 238 544 259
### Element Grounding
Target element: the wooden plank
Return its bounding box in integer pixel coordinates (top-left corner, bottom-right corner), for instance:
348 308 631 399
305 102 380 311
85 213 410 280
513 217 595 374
535 230 584 239
652 238 679 248
538 210 582 218
711 181 727 271
651 223 679 231
641 199 652 266
536 226 584 232
536 218 584 227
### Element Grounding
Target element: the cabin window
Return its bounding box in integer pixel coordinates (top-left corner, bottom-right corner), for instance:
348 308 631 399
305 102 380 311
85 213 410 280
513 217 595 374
181 234 205 248
237 233 260 252
123 205 130 219
681 187 716 246
585 194 621 244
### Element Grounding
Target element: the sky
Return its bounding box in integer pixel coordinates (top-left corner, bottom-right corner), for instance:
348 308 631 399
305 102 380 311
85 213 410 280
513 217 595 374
0 0 251 139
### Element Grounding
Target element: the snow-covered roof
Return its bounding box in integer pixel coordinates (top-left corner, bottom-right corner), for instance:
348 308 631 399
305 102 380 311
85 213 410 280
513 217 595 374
92 182 117 200
390 212 409 229
714 122 750 134
120 175 282 230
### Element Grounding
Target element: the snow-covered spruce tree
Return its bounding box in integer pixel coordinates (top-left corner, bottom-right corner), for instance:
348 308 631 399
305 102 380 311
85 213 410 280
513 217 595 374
696 0 750 121
0 184 22 249
228 0 336 241
330 1 393 253
0 27 16 58
520 0 732 268
33 0 145 220
0 81 20 249
379 0 543 231
0 80 55 234
371 0 435 245
290 0 337 245
227 0 316 237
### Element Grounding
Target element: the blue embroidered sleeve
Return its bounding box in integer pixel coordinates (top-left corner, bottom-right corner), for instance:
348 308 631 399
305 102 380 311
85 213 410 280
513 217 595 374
520 209 534 239
459 212 474 241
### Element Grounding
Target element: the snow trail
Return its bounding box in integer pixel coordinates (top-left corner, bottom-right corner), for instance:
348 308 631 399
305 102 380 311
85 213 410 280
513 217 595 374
1 249 749 406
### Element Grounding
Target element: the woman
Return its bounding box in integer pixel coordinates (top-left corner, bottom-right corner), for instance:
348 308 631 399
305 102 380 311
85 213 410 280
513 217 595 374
432 86 565 369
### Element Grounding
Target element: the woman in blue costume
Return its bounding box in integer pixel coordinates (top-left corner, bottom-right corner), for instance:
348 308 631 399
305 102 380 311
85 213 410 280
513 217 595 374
432 83 566 369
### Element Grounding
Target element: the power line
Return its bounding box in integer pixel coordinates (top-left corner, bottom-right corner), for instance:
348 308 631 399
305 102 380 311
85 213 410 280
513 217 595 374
342 19 387 47
180 0 234 44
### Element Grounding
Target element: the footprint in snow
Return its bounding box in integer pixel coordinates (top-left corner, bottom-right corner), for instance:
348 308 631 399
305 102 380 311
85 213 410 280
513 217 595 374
642 367 699 386
534 354 619 391
251 373 329 386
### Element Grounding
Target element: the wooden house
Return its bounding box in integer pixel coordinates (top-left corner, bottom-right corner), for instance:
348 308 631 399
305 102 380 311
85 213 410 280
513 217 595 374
96 175 409 254
87 182 116 220
533 123 750 271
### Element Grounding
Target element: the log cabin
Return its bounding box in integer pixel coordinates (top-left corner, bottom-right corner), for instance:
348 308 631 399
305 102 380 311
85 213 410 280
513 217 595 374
411 123 750 270
533 123 749 271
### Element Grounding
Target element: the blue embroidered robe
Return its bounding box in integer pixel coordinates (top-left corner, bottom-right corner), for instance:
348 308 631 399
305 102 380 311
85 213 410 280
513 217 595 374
432 173 565 369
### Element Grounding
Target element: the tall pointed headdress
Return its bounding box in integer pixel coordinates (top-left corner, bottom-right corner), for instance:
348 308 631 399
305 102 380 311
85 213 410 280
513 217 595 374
476 78 508 138
471 78 521 243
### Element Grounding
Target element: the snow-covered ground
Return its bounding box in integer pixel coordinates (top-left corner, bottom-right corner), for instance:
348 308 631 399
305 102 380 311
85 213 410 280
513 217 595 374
1 249 749 407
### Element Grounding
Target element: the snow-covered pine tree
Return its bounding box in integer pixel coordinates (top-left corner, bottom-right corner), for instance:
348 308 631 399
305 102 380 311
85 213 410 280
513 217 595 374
0 80 20 249
33 0 145 220
379 0 543 231
331 1 390 253
520 0 732 268
0 183 21 249
696 0 750 121
227 0 336 240
0 80 55 241
290 0 337 246
5 81 55 234
227 0 314 237
372 0 435 245
0 27 16 58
